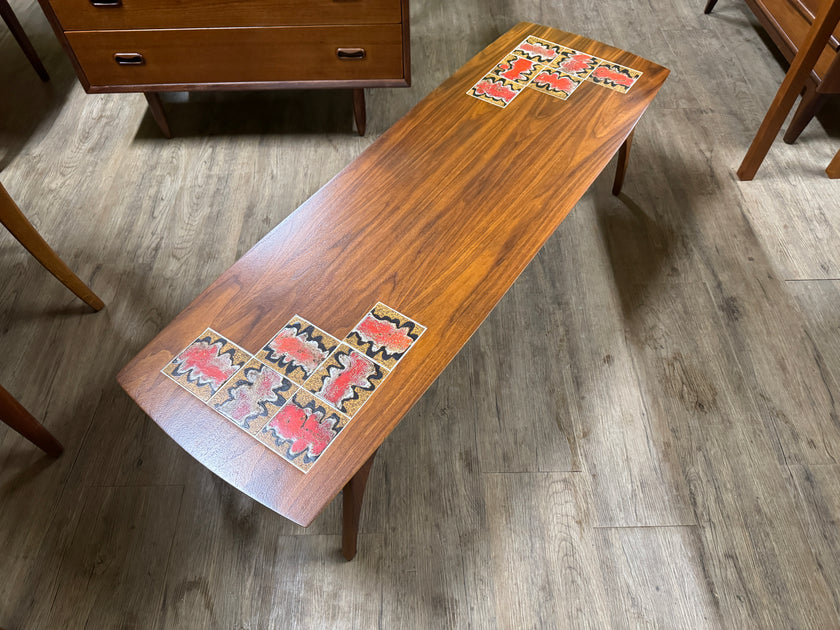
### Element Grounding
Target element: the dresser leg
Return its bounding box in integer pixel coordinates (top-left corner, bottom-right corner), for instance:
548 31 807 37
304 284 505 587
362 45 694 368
0 384 63 457
612 129 634 196
353 88 366 137
341 449 377 560
144 92 173 139
703 0 719 14
0 0 49 81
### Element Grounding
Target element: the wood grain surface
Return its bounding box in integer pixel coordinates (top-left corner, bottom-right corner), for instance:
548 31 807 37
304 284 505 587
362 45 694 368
117 22 669 527
67 25 405 88
48 0 402 31
4 0 840 626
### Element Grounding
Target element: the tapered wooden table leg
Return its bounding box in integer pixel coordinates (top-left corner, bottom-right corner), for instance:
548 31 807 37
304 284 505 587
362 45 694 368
612 129 634 196
703 0 719 13
144 92 173 139
353 88 366 137
341 449 377 560
827 148 840 178
0 0 49 81
0 183 104 311
0 385 63 457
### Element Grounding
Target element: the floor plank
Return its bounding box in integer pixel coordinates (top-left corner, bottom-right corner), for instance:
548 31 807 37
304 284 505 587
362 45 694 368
37 485 183 629
483 472 611 629
154 481 361 629
541 195 696 527
2 0 840 626
369 352 497 629
596 526 723 628
788 464 840 619
471 254 582 473
681 425 838 628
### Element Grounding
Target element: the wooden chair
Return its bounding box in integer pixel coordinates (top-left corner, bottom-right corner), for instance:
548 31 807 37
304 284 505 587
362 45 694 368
736 0 840 178
705 0 840 144
0 0 49 81
1 182 104 454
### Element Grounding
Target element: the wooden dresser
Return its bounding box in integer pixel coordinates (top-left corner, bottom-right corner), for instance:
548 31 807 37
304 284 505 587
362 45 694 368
37 0 411 136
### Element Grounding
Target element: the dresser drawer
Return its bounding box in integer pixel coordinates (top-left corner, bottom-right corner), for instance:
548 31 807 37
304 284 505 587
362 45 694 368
51 0 402 30
67 25 405 88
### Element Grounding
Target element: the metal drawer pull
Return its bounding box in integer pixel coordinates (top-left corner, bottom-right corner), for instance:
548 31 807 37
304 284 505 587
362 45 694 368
90 0 122 6
336 48 366 60
114 53 145 65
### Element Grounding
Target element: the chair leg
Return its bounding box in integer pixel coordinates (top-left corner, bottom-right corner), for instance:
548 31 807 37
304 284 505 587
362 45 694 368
0 0 49 81
0 384 63 457
353 88 367 137
783 82 827 144
612 129 634 196
144 92 173 139
0 182 104 311
704 0 720 14
827 148 840 178
737 0 840 179
341 449 377 560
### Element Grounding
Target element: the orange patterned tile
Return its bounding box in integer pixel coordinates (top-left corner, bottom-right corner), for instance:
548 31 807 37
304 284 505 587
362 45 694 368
208 358 297 433
162 328 250 402
344 302 425 370
257 390 348 473
303 344 389 418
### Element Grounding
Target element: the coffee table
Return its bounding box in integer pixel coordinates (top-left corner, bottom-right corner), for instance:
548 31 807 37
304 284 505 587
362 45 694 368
117 22 669 559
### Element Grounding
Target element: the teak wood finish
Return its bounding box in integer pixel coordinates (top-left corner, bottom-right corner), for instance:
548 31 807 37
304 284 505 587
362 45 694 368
65 25 405 88
36 0 411 137
117 22 668 544
46 0 402 30
705 0 840 143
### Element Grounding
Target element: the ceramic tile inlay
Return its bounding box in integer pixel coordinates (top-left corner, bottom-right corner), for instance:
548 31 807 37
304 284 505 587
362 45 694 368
256 316 340 386
304 344 389 418
208 358 297 433
513 36 562 64
257 390 348 473
489 53 545 84
467 76 525 108
548 48 602 78
529 69 583 100
161 303 424 472
162 328 250 402
344 302 426 370
587 61 643 93
467 34 645 108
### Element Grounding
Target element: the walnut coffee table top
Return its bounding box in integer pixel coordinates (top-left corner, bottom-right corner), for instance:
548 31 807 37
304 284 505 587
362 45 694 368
117 22 669 527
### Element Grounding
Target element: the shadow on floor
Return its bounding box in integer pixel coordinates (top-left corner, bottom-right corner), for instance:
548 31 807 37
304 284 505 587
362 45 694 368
133 90 364 139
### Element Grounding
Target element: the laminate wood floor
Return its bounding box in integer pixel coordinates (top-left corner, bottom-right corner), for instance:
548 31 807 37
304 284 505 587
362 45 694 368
1 0 839 627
